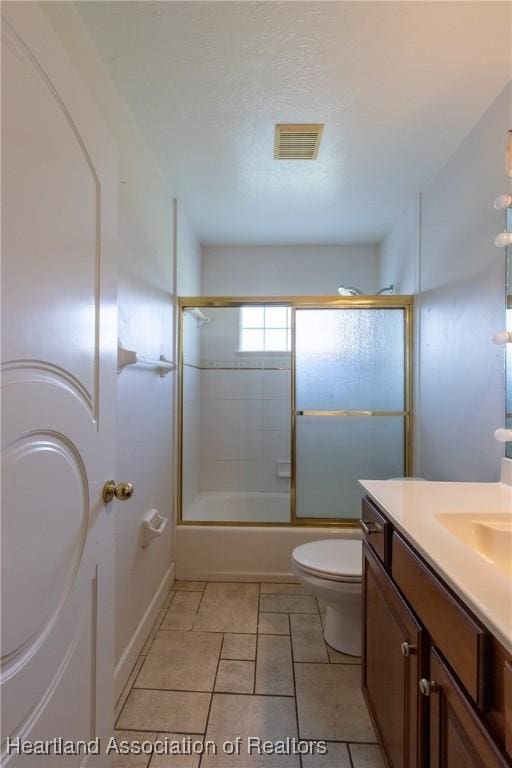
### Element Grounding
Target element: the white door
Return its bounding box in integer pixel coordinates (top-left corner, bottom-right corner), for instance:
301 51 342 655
1 4 117 765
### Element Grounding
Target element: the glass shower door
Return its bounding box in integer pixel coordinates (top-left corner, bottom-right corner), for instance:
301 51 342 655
294 308 407 521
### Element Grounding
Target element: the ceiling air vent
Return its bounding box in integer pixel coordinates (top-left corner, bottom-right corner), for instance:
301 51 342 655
274 123 324 160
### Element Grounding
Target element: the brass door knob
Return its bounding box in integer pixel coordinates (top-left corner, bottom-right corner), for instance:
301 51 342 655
103 480 134 503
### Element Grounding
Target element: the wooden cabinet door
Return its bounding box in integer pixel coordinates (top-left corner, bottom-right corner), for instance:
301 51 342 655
429 649 510 768
363 543 426 768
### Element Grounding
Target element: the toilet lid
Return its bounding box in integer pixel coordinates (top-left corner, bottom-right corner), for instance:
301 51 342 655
292 539 362 581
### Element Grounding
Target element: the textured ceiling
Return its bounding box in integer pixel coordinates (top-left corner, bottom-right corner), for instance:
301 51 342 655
77 1 510 245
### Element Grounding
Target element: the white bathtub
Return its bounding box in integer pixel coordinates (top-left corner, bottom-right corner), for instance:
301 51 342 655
183 491 290 523
177 490 361 581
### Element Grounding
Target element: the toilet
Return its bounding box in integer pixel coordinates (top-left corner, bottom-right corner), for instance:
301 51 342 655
291 539 362 656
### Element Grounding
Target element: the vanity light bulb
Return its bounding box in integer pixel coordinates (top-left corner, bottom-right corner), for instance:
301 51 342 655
492 330 512 345
493 194 512 210
494 232 512 247
494 428 512 443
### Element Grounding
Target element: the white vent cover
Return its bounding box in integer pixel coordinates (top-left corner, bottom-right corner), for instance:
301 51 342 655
274 124 324 160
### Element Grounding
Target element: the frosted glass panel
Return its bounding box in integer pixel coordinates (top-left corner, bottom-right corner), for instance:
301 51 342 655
296 309 405 411
295 416 404 519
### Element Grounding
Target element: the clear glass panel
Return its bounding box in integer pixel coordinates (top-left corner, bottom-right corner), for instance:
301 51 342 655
265 306 289 327
181 305 291 523
295 416 404 519
241 328 264 351
265 328 287 351
295 308 405 411
241 306 264 328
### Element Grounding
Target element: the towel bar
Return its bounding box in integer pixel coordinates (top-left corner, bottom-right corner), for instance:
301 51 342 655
118 344 176 377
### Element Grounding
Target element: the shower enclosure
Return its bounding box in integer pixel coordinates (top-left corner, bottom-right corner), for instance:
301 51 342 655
178 296 412 526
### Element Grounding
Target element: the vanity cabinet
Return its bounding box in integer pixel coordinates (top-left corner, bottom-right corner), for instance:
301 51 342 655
361 496 512 768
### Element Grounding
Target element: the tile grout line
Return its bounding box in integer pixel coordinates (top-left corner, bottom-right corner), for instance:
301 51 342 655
254 583 261 694
289 611 304 768
198 591 224 768
114 658 145 730
131 686 295 698
190 581 208 632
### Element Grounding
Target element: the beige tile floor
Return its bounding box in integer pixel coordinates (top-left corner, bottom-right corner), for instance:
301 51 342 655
113 581 385 768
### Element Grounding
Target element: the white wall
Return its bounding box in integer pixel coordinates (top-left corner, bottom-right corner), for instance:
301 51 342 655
177 204 202 296
202 245 379 295
42 3 188 696
380 84 509 481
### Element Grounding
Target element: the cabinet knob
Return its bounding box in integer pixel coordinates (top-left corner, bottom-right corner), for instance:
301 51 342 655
361 520 383 535
419 678 439 697
400 642 417 657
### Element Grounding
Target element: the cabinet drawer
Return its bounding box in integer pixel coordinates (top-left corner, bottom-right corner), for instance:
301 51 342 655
392 532 489 708
361 496 391 567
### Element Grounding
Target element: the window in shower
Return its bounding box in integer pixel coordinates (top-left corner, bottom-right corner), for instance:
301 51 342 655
239 305 292 352
179 298 412 526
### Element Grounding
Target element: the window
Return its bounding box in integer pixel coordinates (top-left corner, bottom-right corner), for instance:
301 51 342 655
239 305 291 352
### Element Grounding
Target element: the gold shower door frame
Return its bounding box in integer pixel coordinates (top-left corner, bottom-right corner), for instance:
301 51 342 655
178 296 413 527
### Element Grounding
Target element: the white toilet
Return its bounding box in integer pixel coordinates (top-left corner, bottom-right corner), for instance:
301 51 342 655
291 539 362 656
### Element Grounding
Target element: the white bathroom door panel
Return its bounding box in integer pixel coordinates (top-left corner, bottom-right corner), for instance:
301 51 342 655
1 4 117 766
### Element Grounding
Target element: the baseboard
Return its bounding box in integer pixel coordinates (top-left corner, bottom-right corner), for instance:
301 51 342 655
114 562 175 701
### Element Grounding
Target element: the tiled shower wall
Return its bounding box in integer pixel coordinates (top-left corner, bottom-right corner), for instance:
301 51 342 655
199 365 291 493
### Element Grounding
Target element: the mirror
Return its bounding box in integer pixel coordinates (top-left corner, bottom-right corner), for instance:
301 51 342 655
506 207 511 459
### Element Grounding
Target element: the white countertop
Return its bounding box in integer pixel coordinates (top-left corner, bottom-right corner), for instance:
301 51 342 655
359 478 512 653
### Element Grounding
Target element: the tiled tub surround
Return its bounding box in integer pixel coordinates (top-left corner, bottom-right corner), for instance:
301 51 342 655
199 362 291 495
181 356 292 520
114 580 383 768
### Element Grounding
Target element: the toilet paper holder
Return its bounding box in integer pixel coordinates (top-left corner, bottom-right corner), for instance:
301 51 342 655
142 509 168 547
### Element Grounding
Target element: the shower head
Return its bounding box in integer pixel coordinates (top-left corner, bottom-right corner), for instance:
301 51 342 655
337 285 364 296
337 283 395 297
376 284 395 295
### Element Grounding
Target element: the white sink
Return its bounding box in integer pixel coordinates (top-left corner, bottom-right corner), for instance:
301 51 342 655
436 513 512 576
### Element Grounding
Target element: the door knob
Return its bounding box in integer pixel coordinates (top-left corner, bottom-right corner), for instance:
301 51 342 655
103 480 134 503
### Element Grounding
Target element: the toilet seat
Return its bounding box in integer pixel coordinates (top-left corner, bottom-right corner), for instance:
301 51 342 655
292 539 362 583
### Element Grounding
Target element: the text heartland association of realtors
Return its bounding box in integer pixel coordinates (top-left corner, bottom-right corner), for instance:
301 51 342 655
6 736 329 757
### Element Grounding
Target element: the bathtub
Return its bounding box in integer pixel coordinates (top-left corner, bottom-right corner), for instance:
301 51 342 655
177 491 361 581
183 491 290 523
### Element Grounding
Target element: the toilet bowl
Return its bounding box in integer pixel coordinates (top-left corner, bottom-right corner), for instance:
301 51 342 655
291 539 362 656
